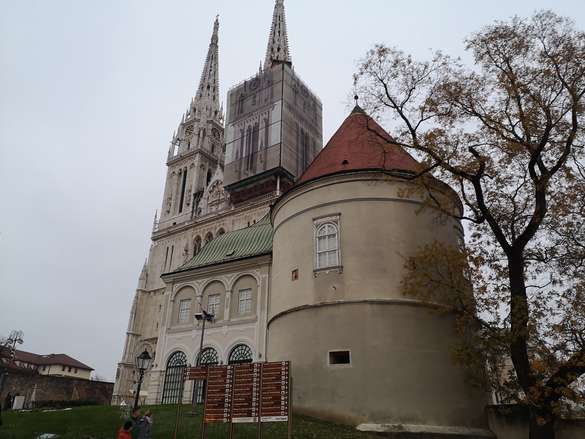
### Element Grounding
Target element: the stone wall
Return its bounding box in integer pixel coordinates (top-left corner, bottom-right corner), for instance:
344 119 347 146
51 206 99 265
1 367 113 408
487 405 585 439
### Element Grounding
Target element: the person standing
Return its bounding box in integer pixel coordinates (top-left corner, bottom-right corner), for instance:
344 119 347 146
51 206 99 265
136 410 153 439
125 408 141 439
117 420 133 439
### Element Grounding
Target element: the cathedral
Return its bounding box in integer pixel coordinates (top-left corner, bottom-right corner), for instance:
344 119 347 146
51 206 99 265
113 1 491 435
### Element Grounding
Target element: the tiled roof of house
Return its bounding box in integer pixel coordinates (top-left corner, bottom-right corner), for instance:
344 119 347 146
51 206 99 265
169 216 273 274
297 105 423 184
13 349 93 370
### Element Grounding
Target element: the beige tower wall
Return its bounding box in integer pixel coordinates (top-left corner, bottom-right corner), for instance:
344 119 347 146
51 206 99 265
268 172 489 431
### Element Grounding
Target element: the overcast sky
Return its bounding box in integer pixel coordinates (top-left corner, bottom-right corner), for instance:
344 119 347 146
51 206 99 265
1 0 584 381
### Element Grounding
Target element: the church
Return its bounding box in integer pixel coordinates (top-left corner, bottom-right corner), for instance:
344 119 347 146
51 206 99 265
113 1 491 436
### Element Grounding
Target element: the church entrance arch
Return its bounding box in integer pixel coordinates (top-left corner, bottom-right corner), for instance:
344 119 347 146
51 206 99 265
161 351 187 404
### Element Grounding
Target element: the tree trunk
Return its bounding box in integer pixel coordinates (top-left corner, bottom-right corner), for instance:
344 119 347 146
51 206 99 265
529 406 555 439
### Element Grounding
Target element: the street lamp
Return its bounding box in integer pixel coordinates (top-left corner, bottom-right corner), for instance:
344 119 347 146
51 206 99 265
193 310 214 406
133 350 153 410
194 310 214 365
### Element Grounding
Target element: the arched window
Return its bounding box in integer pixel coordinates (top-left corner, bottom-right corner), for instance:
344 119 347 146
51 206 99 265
228 344 253 365
161 351 187 404
193 347 219 404
217 228 225 236
193 236 202 257
204 232 213 245
196 347 219 367
206 170 212 186
315 222 339 269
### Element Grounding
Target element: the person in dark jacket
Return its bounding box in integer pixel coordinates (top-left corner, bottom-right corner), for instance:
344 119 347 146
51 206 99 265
124 408 141 439
136 410 153 439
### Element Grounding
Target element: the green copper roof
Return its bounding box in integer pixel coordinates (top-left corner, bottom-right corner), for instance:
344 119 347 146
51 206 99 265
169 216 273 274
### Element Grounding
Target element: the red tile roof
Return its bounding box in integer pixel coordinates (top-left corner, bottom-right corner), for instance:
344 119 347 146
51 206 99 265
13 349 93 371
297 106 423 184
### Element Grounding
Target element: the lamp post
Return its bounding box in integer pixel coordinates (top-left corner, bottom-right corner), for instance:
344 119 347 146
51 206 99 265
194 310 214 366
194 310 214 406
133 350 153 410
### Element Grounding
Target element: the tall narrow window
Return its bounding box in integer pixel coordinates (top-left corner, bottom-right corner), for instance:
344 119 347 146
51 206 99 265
163 246 169 272
315 221 340 270
169 246 174 270
238 289 252 314
193 236 202 257
207 294 220 317
178 169 188 213
161 351 187 404
178 299 191 323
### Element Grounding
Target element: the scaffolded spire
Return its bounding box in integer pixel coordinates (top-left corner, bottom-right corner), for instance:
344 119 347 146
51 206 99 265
264 0 291 69
193 15 220 121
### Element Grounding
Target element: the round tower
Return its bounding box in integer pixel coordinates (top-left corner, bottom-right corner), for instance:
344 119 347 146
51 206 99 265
267 107 490 436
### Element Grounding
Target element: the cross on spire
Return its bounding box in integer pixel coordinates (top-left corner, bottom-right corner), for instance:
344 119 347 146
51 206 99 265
264 0 291 69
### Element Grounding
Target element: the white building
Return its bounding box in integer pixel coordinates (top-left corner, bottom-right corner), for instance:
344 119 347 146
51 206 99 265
113 1 491 436
113 0 322 406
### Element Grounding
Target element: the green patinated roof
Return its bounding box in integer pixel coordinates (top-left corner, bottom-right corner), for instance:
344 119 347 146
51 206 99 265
168 216 273 274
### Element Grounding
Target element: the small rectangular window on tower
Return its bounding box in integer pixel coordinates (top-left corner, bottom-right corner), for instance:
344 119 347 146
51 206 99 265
291 269 299 281
328 350 351 365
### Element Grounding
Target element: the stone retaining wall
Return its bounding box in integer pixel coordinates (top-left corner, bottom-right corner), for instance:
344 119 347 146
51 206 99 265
1 367 113 408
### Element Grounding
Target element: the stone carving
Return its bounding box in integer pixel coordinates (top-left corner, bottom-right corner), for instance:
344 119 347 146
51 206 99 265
197 167 230 216
183 243 189 262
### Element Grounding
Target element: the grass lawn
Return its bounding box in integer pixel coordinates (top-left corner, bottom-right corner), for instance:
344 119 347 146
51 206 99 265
0 405 378 439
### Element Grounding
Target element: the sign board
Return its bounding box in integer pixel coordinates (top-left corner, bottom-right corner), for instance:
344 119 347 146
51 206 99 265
204 365 234 423
231 362 261 423
185 361 291 425
259 361 289 422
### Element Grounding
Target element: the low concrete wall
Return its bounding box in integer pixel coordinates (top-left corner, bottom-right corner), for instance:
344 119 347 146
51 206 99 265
1 367 113 408
487 405 585 439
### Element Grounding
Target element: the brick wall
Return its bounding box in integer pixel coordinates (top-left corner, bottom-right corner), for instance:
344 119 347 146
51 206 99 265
1 367 113 408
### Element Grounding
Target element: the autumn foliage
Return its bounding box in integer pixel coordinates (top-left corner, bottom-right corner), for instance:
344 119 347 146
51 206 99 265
354 11 585 439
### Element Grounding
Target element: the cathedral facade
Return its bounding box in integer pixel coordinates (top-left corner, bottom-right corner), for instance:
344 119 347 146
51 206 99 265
114 1 490 436
113 0 322 409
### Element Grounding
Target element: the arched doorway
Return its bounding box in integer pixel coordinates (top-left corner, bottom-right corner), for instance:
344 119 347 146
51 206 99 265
228 344 253 365
193 347 219 404
161 351 187 404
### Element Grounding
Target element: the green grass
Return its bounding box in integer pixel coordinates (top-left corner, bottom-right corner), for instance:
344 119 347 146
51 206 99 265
0 405 378 439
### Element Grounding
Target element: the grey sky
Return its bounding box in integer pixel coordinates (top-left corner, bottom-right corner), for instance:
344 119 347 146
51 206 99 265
1 0 584 380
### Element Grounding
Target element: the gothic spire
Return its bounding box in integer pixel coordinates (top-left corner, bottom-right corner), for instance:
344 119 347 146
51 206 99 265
264 0 291 69
193 15 220 121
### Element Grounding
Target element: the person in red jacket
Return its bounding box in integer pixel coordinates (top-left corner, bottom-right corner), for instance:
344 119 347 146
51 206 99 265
117 420 134 439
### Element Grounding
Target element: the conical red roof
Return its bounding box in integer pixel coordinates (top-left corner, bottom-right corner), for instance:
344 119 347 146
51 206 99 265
297 106 422 184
